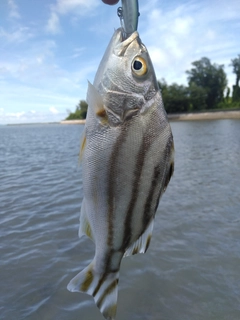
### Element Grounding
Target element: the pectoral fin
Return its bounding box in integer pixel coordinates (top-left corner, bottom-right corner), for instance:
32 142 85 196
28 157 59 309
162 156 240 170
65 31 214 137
87 81 108 125
124 219 154 257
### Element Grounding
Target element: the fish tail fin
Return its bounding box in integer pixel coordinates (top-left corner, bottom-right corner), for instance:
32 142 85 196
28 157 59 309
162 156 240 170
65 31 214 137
67 262 119 320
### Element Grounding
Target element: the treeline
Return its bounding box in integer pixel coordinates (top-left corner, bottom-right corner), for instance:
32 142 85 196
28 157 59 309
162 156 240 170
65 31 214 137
66 100 88 120
159 55 240 113
66 55 240 119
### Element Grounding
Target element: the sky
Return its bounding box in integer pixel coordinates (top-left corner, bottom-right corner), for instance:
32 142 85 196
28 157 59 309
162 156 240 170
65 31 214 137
0 0 239 124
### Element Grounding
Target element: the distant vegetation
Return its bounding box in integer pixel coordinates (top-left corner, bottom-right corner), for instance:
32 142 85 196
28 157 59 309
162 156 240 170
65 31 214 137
66 54 240 119
160 55 240 113
65 100 88 120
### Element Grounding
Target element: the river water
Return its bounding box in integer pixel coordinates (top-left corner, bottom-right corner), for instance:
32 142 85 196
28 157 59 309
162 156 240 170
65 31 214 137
1 120 240 320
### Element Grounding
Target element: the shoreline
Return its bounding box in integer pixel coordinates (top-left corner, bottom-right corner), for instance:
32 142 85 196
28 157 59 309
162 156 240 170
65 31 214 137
60 119 86 125
3 110 240 126
60 110 240 124
168 110 240 121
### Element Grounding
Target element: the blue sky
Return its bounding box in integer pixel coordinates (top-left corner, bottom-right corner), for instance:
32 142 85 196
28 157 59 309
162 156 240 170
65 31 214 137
0 0 239 124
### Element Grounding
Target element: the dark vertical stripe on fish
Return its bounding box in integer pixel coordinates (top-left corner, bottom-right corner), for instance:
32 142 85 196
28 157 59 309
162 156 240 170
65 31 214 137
143 163 162 228
107 127 128 248
122 111 160 250
81 269 94 292
122 136 148 249
143 137 173 227
96 279 119 309
93 274 107 297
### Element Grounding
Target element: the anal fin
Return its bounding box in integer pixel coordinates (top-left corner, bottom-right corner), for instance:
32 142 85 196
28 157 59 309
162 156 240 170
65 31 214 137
78 126 86 164
124 219 154 257
78 198 94 242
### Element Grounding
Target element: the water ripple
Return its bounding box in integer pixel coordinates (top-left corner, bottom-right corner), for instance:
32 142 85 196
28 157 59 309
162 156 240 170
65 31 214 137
1 121 240 319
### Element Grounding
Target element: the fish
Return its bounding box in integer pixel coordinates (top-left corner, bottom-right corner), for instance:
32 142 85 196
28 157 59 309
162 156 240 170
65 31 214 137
67 28 174 320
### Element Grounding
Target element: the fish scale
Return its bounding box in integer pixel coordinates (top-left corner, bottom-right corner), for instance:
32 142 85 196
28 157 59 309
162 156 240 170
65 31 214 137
67 28 174 320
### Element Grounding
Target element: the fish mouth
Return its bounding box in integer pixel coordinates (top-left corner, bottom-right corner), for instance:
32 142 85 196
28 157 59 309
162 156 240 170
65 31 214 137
113 28 139 56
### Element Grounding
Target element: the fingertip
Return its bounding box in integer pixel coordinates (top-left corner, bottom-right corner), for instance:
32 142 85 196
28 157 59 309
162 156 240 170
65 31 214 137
102 0 120 5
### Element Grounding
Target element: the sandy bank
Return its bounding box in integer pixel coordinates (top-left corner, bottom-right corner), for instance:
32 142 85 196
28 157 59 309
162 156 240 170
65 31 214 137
168 110 240 121
60 110 240 124
60 120 86 125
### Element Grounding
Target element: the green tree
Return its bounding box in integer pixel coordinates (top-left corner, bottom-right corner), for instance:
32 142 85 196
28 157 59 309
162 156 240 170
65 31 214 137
231 54 240 87
188 83 207 111
230 54 240 102
158 79 190 113
186 57 227 109
66 100 88 120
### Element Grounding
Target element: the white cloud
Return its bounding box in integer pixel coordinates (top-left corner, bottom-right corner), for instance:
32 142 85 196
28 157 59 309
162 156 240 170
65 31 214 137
0 40 57 84
54 0 98 15
0 73 84 124
71 47 85 59
0 26 34 43
46 0 99 34
36 56 44 64
8 111 26 118
172 17 193 35
139 0 240 89
49 106 59 114
205 29 216 41
8 0 20 19
146 46 170 70
46 12 61 34
0 108 68 125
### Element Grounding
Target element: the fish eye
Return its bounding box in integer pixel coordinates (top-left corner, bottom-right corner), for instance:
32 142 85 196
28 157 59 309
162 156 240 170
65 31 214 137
132 56 148 76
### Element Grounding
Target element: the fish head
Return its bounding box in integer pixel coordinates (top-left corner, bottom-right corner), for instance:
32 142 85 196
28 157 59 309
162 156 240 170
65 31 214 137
93 28 159 125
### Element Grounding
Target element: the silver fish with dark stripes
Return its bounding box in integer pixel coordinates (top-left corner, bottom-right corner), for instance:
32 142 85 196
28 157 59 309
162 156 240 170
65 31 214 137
67 28 174 320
